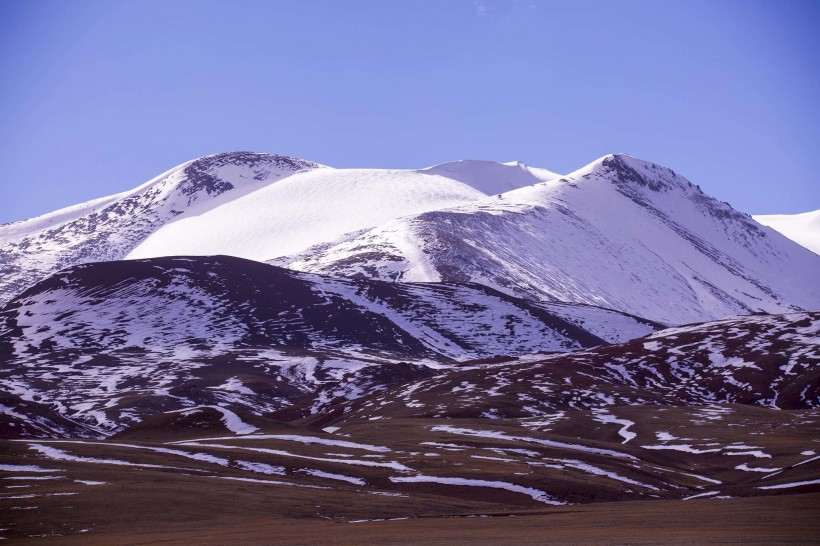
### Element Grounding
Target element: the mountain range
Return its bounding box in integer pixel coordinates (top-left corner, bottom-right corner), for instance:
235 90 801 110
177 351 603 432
0 151 818 542
2 152 819 323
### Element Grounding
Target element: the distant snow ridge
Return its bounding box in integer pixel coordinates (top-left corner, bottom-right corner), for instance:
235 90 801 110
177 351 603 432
129 158 558 265
281 154 820 324
419 159 560 195
0 152 321 305
753 209 820 256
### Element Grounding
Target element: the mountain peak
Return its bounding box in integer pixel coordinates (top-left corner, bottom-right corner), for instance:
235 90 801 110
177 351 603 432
0 151 326 305
575 153 686 194
4 150 819 326
186 151 324 172
279 154 820 324
170 151 323 200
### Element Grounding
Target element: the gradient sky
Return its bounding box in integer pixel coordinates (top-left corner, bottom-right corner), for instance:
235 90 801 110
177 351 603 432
1 0 818 223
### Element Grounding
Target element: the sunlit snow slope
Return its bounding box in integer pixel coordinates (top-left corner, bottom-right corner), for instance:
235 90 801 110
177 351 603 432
282 155 820 324
753 210 820 255
125 168 488 261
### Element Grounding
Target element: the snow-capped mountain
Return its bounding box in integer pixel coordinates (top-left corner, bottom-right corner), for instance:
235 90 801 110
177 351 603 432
753 209 820 255
0 152 549 307
280 155 820 324
0 152 322 306
1 151 818 542
0 255 660 435
4 151 817 325
124 159 558 262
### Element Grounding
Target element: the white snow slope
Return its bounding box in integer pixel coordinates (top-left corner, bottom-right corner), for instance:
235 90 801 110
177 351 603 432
281 154 820 325
753 210 820 256
126 168 488 261
419 160 560 196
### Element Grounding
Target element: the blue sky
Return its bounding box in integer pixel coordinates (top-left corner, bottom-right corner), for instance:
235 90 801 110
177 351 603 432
1 0 818 223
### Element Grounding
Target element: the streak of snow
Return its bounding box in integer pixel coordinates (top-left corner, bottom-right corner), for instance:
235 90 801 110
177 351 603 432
640 444 721 454
0 464 61 473
389 475 564 505
683 491 719 500
205 475 329 489
591 409 636 444
178 442 411 471
172 434 389 452
27 444 176 469
301 468 365 485
432 425 637 460
757 478 820 490
235 461 286 475
735 463 781 473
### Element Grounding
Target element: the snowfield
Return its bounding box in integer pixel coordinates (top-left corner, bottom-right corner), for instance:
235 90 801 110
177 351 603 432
0 152 321 306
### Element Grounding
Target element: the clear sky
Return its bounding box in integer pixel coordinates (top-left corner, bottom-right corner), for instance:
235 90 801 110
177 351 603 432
1 0 818 223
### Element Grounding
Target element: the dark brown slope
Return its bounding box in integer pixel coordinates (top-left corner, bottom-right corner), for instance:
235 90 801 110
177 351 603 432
306 311 819 425
0 255 659 438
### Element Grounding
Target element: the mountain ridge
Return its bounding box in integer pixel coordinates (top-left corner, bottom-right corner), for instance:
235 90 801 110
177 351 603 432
1 253 815 439
2 151 819 324
280 154 820 324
